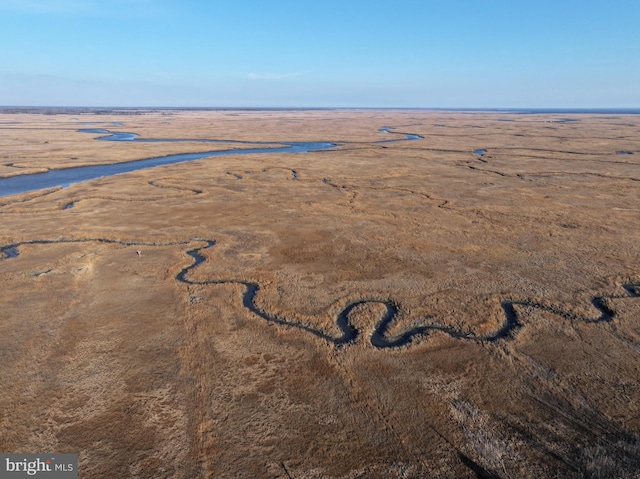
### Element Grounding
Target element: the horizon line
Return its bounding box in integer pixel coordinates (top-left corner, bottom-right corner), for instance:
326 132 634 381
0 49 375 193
1 106 640 114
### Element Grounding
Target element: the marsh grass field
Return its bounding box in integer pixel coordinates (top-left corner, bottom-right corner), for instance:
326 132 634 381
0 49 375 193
1 109 639 478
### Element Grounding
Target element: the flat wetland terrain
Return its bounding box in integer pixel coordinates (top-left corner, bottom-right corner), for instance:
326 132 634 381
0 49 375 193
1 110 639 478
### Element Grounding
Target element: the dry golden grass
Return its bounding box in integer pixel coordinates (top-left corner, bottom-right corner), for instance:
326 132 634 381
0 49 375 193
1 110 639 478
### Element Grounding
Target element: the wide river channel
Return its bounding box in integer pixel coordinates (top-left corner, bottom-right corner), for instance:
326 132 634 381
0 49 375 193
0 129 338 198
0 126 426 198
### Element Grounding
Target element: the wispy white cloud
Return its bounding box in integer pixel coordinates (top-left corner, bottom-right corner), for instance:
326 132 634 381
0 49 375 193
247 71 309 80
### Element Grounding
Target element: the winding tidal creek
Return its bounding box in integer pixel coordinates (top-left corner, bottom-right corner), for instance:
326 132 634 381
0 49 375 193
0 129 336 197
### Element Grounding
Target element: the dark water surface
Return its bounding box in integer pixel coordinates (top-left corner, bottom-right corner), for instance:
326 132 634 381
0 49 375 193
0 129 335 197
79 128 139 141
1 246 19 258
376 128 423 142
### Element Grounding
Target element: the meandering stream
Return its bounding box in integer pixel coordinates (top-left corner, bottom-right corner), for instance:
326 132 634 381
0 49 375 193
2 125 638 348
1 124 433 197
2 237 637 348
0 129 337 197
173 241 638 348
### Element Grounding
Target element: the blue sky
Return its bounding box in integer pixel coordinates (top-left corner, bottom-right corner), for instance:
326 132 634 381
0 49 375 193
0 0 639 107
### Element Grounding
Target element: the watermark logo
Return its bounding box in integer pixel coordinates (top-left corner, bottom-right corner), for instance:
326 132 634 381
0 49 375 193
1 454 77 478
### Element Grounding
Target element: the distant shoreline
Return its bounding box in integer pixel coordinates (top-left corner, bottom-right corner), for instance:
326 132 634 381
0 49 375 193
1 106 640 115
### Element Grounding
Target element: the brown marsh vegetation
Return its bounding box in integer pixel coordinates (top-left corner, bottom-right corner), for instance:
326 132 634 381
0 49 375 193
1 110 639 478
